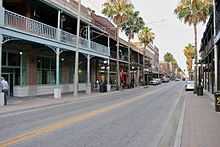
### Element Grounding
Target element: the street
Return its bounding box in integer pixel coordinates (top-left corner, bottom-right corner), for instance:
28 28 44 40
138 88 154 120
0 82 184 147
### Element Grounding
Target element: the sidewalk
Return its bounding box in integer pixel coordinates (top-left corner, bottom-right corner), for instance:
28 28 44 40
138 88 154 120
0 90 120 115
181 92 220 147
0 86 146 115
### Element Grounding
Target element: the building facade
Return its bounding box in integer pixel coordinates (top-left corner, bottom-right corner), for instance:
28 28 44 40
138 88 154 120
200 12 216 94
0 0 145 98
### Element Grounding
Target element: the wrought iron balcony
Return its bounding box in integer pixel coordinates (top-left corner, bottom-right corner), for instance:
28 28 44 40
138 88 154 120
91 41 109 56
4 10 57 40
1 9 110 56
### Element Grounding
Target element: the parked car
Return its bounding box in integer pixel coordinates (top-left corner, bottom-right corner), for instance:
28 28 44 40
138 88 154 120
175 78 181 81
155 78 162 84
150 78 161 85
162 77 170 83
185 80 194 91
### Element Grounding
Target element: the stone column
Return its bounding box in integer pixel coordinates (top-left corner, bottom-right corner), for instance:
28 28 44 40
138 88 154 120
107 36 111 92
0 34 2 77
107 58 111 92
0 2 4 27
0 35 3 106
54 48 61 99
86 54 91 94
137 52 140 86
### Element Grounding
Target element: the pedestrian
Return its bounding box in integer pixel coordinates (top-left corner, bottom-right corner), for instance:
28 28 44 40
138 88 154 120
0 77 9 105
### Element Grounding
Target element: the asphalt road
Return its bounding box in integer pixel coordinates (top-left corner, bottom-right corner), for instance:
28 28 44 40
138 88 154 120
0 82 184 147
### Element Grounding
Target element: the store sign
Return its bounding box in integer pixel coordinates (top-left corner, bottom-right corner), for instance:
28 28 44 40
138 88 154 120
217 97 220 106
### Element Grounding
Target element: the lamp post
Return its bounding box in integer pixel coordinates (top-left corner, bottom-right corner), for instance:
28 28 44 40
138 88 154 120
19 51 23 86
131 66 135 88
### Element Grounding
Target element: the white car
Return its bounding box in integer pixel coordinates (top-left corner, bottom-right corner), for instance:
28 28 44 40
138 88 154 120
185 81 194 91
150 78 161 85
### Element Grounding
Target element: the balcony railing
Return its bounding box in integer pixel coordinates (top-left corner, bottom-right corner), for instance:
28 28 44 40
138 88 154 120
79 37 89 49
2 9 110 56
60 30 77 45
119 55 128 61
4 10 57 40
91 41 109 56
205 37 214 52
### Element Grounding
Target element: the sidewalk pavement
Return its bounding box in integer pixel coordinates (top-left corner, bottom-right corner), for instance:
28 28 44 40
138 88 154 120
181 91 220 147
0 91 118 115
0 86 146 115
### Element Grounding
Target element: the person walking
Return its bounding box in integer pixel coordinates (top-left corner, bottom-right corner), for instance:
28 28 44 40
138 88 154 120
0 77 9 105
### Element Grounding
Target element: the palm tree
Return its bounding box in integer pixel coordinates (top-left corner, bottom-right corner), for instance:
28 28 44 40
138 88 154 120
174 0 212 90
138 27 155 52
138 26 155 85
164 52 175 63
184 43 195 80
122 11 145 86
102 0 134 89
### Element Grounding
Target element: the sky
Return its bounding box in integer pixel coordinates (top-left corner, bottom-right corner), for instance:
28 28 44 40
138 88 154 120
81 0 207 72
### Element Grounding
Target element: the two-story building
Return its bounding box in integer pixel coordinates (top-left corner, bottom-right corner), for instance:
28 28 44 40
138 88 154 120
0 0 146 98
0 0 111 97
91 11 144 89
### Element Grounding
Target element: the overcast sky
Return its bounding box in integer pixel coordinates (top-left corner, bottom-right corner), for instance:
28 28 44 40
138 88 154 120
81 0 207 71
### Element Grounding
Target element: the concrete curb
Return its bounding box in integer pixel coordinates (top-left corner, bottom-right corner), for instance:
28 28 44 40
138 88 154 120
157 89 185 147
0 90 120 115
0 87 146 116
173 97 185 147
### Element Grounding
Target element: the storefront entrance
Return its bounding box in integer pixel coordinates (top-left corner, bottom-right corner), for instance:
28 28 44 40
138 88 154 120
2 73 14 96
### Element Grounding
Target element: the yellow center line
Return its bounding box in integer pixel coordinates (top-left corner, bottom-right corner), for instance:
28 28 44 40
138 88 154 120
0 92 152 147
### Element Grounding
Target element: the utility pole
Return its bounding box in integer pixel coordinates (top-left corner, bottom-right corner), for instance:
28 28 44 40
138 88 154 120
74 0 81 96
213 0 218 92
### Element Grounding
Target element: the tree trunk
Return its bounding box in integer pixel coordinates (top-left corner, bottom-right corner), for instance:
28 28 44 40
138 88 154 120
116 27 120 90
193 23 198 92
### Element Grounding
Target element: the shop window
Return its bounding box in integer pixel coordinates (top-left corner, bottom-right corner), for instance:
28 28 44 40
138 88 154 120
8 53 20 66
37 56 56 85
2 52 6 66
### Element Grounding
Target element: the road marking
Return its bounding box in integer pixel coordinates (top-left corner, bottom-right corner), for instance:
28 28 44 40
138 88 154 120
0 82 168 118
0 89 158 147
0 83 181 147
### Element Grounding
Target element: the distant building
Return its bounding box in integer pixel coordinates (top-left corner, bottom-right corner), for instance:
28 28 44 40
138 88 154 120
159 61 179 78
133 42 160 83
160 62 172 76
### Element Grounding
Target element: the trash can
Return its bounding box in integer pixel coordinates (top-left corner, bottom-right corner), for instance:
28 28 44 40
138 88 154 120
197 85 203 96
214 92 220 112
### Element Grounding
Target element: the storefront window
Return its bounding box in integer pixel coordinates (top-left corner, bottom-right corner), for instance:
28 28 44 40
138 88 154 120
2 52 6 66
8 53 20 66
37 56 56 85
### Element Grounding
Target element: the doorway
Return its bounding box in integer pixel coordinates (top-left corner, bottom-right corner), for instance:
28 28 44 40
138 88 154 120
2 73 14 96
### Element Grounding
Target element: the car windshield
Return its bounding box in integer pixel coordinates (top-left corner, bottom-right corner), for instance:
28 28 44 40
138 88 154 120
187 81 194 84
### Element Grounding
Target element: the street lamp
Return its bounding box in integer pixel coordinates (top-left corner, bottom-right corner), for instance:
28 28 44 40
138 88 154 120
131 66 135 88
19 51 23 86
